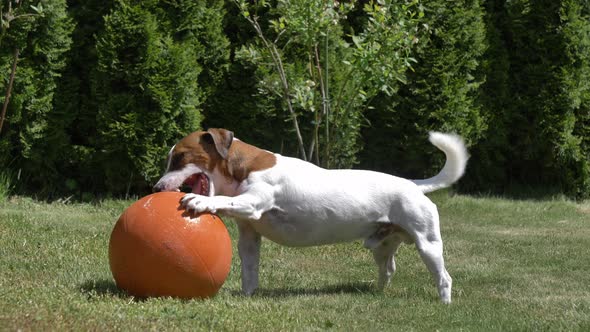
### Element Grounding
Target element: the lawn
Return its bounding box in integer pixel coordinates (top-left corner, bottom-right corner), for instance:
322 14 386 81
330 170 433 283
1 193 589 331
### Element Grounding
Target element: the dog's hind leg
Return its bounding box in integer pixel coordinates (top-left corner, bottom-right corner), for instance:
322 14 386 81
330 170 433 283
399 199 452 303
371 233 404 290
415 232 452 304
237 220 261 296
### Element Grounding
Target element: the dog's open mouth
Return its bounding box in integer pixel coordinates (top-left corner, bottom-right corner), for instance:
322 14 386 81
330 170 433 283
181 173 210 196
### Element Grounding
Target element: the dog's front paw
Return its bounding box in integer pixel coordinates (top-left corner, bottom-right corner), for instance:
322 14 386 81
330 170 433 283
181 193 217 214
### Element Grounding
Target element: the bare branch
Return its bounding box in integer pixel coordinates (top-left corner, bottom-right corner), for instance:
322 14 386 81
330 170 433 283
243 12 308 161
0 48 20 135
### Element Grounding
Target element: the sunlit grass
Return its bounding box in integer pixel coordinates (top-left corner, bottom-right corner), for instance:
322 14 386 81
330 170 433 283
1 194 589 330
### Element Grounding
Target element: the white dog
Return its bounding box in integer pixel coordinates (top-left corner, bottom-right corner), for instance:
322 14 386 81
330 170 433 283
153 128 468 303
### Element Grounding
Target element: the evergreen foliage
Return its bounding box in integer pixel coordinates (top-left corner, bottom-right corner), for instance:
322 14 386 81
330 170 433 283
465 0 590 198
0 0 589 198
546 0 590 198
52 0 115 195
201 1 278 155
461 0 512 192
360 0 487 179
0 0 74 194
91 0 229 194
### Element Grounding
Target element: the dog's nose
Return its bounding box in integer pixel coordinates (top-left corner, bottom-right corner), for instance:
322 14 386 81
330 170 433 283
152 184 162 193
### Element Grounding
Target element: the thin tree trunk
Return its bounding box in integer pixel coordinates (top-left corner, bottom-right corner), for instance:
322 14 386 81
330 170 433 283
245 15 308 161
313 44 327 166
323 26 330 168
0 47 19 135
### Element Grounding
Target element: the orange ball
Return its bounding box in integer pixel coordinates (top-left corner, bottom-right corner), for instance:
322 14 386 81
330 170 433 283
109 192 232 299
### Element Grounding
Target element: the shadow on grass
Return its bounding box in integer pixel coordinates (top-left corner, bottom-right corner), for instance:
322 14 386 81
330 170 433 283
80 279 376 300
233 281 376 298
79 279 131 299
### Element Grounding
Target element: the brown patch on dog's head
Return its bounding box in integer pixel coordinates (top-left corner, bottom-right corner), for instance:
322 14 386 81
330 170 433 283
168 128 276 183
205 128 234 159
225 140 277 182
153 129 240 194
168 128 234 172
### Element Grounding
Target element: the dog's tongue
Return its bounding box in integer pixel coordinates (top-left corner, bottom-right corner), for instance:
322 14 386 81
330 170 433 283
193 173 209 195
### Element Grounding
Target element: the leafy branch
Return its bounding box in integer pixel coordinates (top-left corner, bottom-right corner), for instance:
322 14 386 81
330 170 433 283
236 2 308 160
235 0 425 167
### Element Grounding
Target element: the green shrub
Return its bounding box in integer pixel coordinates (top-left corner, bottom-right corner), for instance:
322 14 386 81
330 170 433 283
91 0 229 194
0 0 74 195
50 0 115 195
465 0 590 199
0 0 588 199
234 0 426 168
359 0 487 179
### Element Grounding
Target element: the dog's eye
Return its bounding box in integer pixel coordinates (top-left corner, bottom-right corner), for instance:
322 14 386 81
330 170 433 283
170 153 185 170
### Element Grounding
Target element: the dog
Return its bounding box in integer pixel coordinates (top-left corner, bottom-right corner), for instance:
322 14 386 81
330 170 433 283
153 128 468 303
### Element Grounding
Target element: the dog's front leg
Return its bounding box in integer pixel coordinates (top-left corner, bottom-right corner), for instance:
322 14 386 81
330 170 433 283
181 185 274 220
237 220 261 296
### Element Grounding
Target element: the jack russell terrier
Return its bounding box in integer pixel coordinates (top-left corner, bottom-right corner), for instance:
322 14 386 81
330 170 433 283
153 128 468 303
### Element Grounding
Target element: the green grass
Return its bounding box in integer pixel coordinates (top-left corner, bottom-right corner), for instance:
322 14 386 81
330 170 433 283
1 193 590 330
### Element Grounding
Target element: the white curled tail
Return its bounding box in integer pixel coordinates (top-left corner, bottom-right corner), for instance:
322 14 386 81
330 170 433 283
412 132 469 194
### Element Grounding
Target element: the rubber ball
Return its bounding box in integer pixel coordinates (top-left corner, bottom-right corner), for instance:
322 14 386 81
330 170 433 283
109 192 232 299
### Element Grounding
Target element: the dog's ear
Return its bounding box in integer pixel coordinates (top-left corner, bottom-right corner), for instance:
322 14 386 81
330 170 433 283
205 128 234 159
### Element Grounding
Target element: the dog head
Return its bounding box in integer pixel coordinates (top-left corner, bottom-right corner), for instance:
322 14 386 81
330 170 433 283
153 128 234 196
153 128 276 196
